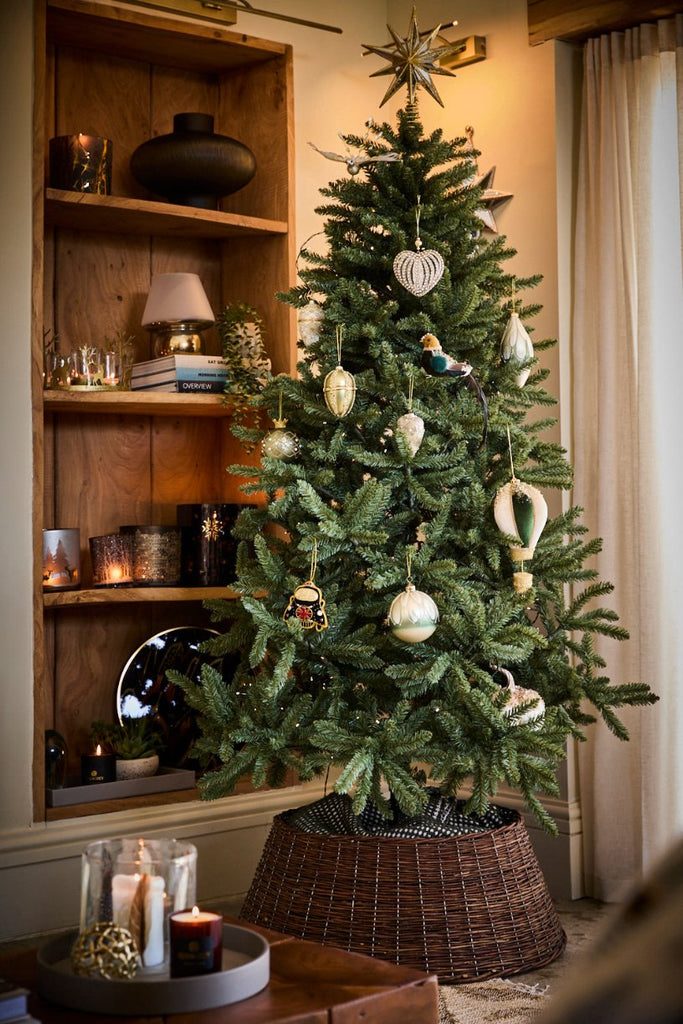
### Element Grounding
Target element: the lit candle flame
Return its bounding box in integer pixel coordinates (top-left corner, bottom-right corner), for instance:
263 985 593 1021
95 744 102 756
192 905 200 919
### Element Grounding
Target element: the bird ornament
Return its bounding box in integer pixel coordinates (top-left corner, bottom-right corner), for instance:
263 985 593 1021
308 140 401 176
419 333 488 447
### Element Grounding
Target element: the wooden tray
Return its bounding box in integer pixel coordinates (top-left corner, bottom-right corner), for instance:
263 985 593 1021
36 924 269 1015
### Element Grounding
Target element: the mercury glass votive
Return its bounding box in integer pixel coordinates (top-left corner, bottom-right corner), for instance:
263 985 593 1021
120 525 182 586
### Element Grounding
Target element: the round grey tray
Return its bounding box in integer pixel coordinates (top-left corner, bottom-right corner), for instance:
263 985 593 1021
36 922 270 1015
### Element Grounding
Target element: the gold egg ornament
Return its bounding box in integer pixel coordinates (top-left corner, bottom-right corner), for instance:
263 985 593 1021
323 325 356 418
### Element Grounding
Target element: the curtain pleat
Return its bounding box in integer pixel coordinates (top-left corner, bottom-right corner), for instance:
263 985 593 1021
572 16 683 900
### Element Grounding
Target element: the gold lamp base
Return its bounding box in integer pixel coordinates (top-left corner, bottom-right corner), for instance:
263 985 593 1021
147 320 213 358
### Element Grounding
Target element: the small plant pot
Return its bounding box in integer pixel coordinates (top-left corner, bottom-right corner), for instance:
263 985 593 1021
115 754 159 781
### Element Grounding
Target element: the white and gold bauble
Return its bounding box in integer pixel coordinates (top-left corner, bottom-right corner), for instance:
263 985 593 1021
495 667 545 728
323 364 356 417
500 311 534 387
388 582 439 642
297 299 325 348
493 478 548 563
261 418 301 459
396 410 425 456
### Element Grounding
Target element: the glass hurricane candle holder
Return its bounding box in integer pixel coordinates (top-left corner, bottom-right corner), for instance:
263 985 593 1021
80 837 198 972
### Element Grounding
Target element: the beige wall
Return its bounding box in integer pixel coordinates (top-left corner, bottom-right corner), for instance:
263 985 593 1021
0 0 579 943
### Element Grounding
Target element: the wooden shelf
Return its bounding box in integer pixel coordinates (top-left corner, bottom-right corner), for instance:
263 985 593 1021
43 389 237 418
44 586 239 608
45 190 288 239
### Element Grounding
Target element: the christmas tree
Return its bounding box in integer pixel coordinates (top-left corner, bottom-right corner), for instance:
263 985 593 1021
175 10 656 835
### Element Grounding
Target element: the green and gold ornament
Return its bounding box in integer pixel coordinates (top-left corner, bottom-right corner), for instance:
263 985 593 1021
493 430 548 593
261 387 301 460
323 325 356 417
387 549 438 643
284 538 328 631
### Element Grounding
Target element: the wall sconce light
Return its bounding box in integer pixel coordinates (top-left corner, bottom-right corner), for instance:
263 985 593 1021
141 273 215 357
438 34 487 70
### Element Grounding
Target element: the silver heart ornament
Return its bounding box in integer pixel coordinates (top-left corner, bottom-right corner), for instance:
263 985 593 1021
393 248 444 297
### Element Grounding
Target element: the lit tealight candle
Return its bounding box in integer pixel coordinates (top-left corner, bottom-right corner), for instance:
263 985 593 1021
170 906 223 978
80 744 116 784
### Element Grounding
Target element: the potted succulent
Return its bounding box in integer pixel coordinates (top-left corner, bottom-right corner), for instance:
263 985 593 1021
90 718 162 781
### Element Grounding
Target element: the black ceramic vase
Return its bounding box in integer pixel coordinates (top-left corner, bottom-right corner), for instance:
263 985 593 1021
130 112 256 210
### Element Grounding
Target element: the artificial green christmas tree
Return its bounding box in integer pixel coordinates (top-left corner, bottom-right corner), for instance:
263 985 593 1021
175 9 655 839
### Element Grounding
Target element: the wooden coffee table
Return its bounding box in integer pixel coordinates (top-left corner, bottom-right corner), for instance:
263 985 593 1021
0 916 439 1023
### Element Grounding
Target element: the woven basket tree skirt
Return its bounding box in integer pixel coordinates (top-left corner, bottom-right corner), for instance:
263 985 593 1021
240 806 566 984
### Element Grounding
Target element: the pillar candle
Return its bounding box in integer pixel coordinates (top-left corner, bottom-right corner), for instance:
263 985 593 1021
170 906 223 977
112 872 165 967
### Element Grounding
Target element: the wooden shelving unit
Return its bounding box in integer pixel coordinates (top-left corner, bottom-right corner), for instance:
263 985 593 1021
32 0 296 821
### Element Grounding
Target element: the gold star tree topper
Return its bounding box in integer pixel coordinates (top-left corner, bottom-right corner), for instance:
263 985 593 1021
362 6 459 107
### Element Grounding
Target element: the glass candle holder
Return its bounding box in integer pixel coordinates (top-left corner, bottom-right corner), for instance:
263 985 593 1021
120 525 182 586
80 837 197 972
49 134 112 194
177 503 241 586
89 533 134 587
43 528 80 591
170 907 223 977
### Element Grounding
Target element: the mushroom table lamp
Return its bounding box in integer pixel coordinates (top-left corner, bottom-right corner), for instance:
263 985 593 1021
142 272 215 357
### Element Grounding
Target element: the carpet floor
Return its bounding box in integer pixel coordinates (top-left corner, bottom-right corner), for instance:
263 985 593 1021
438 898 609 1023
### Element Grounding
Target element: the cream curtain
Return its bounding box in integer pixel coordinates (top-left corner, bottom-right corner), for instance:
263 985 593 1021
572 16 683 900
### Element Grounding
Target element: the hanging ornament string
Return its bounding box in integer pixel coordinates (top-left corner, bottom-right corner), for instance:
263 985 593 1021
506 424 516 480
283 536 328 631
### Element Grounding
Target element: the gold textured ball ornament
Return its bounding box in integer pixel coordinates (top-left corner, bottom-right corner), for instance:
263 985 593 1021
388 583 439 643
261 419 301 459
323 364 356 418
71 922 139 980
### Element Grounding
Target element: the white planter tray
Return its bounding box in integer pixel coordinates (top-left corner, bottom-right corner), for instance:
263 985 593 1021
46 766 195 807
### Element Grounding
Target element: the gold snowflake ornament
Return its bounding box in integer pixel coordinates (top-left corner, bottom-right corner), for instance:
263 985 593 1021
362 5 459 107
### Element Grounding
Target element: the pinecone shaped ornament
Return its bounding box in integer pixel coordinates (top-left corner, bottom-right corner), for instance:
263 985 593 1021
297 299 324 347
388 582 439 642
396 410 425 456
500 311 534 387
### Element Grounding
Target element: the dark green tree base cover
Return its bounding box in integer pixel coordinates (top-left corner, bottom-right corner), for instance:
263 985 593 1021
170 103 656 834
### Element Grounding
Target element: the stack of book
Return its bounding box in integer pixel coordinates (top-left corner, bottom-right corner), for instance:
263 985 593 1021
130 354 230 393
0 979 39 1023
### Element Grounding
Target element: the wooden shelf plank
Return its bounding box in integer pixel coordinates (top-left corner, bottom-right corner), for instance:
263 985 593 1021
44 585 239 608
45 190 288 239
42 389 238 417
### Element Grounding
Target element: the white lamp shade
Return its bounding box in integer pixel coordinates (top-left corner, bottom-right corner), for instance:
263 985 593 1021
141 273 214 327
